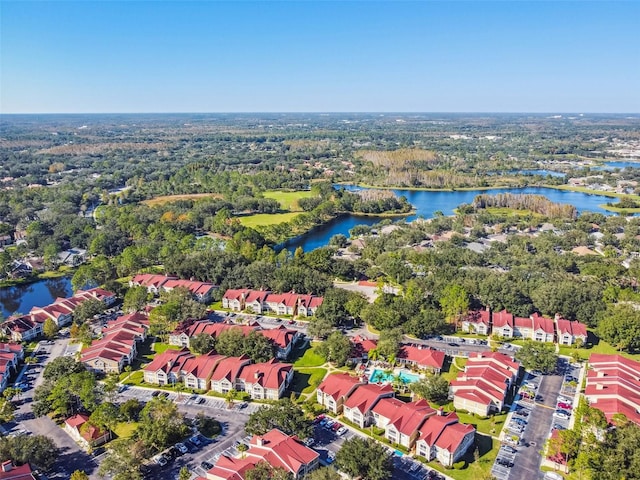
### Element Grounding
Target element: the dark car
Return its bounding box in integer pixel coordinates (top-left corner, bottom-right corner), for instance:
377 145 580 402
201 461 213 470
501 445 517 454
195 397 206 404
166 446 179 459
159 391 170 398
151 391 161 397
91 447 106 457
496 458 514 468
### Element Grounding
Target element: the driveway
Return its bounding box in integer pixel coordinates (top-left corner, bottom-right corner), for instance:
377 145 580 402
508 368 564 480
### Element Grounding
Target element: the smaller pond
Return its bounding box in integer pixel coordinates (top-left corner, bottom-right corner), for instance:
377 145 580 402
594 161 640 171
369 368 421 385
510 169 566 178
0 277 73 318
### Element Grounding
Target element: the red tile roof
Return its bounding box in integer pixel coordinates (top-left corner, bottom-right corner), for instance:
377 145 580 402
418 412 459 445
143 348 193 374
238 359 292 390
344 383 394 413
492 309 514 328
556 318 588 338
434 422 475 454
531 313 555 334
210 355 251 382
374 398 436 436
247 429 319 475
207 455 256 480
398 345 445 370
0 462 35 480
317 373 364 401
259 326 297 349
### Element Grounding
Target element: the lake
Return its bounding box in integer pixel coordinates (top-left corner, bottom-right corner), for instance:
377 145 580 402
0 277 72 318
284 185 623 252
595 161 640 171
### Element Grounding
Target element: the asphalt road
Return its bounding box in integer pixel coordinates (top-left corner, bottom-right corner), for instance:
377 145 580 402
508 369 564 480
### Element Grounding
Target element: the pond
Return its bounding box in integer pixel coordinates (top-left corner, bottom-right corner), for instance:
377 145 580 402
0 277 72 318
594 161 640 171
284 185 624 252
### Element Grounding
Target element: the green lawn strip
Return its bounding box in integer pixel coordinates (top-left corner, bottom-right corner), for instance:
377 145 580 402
558 338 640 362
263 190 316 211
238 212 301 228
113 421 139 439
290 368 328 396
122 371 144 385
153 342 181 355
293 346 326 368
456 412 507 437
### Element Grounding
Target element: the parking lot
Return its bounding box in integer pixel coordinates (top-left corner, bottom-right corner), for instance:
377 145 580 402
493 361 565 480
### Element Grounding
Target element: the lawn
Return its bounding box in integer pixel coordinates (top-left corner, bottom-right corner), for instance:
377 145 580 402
122 371 144 385
558 338 640 361
263 190 315 212
289 368 328 396
153 342 181 355
238 212 301 228
113 422 139 439
456 411 508 437
293 345 326 368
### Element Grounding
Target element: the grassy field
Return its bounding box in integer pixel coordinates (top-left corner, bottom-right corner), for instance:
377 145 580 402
456 412 508 436
113 422 139 439
153 342 181 355
142 193 223 206
263 190 315 211
293 346 326 368
290 368 328 396
558 337 640 361
238 212 301 228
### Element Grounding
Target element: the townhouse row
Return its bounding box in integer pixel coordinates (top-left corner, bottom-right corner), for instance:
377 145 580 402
462 308 588 346
129 274 217 303
81 312 150 374
451 351 521 417
222 289 323 317
200 428 319 480
0 288 116 342
584 353 640 426
143 348 293 400
168 319 302 360
316 373 476 467
0 343 24 392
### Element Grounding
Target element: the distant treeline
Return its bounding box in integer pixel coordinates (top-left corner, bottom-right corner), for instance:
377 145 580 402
473 193 577 218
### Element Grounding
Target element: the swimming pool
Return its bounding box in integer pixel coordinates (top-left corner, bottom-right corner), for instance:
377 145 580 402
369 369 421 384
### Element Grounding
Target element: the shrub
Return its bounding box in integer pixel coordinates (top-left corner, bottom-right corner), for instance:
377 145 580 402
453 460 466 470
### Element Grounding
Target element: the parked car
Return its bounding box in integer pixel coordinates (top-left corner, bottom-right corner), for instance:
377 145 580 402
557 402 572 410
496 458 514 468
195 397 205 404
337 427 347 436
304 438 315 446
501 445 517 454
175 443 188 454
159 391 170 398
151 391 161 397
553 411 569 420
331 422 342 432
190 435 202 446
153 455 168 467
552 424 566 431
324 420 335 429
201 461 213 470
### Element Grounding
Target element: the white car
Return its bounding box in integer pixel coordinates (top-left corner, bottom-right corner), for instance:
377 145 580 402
553 411 569 420
153 454 168 466
304 438 315 446
336 427 347 436
175 442 188 454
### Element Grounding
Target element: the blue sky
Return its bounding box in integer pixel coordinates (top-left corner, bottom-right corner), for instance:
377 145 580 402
1 1 638 113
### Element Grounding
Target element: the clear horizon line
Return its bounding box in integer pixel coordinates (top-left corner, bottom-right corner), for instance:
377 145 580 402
2 111 639 115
